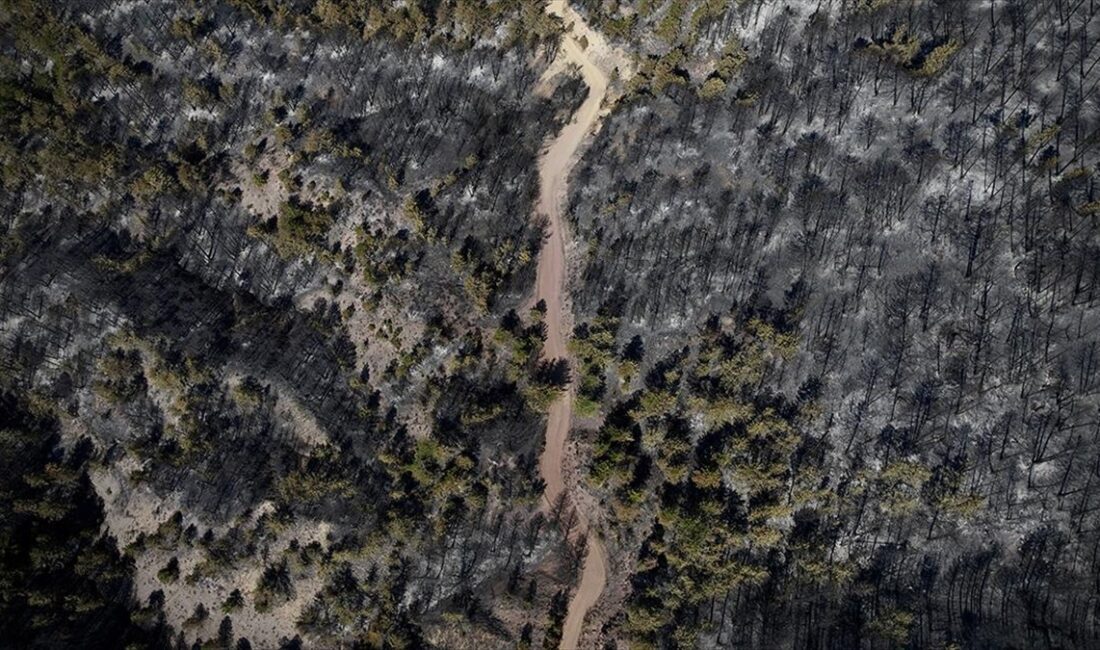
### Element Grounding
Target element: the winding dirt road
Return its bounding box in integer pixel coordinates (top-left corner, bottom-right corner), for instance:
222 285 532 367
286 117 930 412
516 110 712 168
534 3 632 648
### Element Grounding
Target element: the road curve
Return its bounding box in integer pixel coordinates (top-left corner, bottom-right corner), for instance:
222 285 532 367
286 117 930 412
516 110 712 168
534 2 629 648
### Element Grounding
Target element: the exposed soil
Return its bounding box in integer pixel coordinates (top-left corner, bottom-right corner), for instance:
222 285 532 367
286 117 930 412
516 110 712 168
533 3 633 647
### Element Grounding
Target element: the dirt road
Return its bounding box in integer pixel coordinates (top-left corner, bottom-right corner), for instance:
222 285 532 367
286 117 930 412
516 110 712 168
534 3 632 648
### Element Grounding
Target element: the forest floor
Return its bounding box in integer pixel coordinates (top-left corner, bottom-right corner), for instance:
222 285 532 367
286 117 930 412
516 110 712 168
534 2 633 647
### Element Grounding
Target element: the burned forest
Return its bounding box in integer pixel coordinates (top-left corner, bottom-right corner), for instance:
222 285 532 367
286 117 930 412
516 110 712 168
2 0 1100 649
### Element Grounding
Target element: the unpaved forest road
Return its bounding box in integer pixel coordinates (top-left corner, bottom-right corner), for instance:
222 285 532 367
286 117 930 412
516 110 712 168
534 2 632 648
